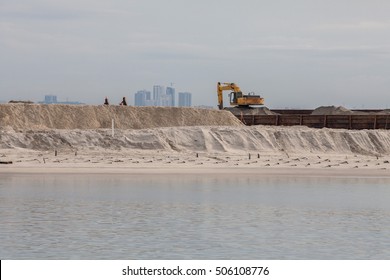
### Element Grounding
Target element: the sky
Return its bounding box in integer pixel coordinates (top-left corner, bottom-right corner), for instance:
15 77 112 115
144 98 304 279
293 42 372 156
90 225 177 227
1 0 390 108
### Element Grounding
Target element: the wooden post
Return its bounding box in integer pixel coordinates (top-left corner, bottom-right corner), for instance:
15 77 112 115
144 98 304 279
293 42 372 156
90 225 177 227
349 115 352 130
112 119 115 137
299 115 303 126
323 115 327 128
275 115 280 126
374 115 377 129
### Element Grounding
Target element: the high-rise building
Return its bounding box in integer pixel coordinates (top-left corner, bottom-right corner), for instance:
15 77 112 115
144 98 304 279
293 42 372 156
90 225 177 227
135 85 178 107
44 95 57 104
159 95 171 106
153 85 165 106
178 92 192 107
166 86 175 107
134 90 151 106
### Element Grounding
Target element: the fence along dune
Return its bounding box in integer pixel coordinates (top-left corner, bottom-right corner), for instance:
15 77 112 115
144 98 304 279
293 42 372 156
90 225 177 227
0 104 243 130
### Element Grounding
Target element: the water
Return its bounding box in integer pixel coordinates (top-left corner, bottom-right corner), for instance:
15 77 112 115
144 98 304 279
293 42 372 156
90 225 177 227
0 173 389 259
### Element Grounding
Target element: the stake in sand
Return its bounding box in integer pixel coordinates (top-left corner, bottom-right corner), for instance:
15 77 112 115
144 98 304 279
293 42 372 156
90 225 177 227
112 119 114 137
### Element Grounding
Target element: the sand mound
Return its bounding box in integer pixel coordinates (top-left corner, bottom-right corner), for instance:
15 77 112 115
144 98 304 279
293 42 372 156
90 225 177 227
1 126 390 156
224 106 278 115
0 104 242 130
311 106 354 115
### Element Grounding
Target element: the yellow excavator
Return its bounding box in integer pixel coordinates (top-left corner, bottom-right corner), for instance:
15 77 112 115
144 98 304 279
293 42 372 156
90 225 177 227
217 82 264 110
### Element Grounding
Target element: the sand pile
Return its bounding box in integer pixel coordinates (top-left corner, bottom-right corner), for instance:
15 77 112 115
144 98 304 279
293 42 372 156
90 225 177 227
311 106 355 115
310 106 390 115
224 106 278 115
0 104 242 130
2 125 390 156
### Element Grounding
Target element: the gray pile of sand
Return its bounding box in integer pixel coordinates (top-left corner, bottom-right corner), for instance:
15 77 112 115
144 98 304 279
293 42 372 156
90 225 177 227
310 106 390 115
224 106 278 115
0 104 242 130
311 106 354 115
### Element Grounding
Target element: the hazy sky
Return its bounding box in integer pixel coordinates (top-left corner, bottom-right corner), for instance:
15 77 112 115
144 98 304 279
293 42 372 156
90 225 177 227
1 0 390 108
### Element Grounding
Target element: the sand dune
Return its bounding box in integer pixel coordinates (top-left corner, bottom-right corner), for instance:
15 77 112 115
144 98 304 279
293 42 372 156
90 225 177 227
0 104 242 129
2 125 390 156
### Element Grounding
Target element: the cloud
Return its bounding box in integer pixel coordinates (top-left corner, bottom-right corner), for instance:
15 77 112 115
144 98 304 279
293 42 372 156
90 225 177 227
316 21 390 31
240 43 390 53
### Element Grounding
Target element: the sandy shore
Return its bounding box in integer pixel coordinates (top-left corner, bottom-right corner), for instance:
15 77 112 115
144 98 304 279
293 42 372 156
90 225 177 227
2 149 390 177
2 105 390 177
2 167 390 178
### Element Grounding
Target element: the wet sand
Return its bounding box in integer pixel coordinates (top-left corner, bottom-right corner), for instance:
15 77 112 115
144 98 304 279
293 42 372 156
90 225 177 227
2 150 389 177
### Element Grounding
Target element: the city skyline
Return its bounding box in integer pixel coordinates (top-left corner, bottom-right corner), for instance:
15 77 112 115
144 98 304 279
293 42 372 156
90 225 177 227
134 85 191 107
0 85 197 107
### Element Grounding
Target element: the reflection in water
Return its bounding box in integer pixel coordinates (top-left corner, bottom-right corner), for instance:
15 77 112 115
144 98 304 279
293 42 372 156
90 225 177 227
0 173 389 259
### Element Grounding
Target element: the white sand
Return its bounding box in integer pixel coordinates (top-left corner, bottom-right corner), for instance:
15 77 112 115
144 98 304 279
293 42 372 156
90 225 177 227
2 125 390 155
1 146 390 176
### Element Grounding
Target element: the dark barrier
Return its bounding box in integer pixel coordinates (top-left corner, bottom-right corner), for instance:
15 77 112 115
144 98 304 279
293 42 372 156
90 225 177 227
234 114 390 130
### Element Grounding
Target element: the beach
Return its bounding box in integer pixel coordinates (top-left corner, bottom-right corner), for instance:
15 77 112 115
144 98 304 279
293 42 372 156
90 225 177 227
1 104 390 176
2 148 390 178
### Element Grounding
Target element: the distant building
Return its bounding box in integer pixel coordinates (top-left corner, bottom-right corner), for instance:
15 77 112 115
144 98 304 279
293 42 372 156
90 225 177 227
135 85 177 107
38 95 84 105
134 92 145 106
134 90 151 106
153 85 165 106
166 86 175 107
145 99 155 106
178 92 192 107
58 101 84 105
44 95 57 104
194 105 214 110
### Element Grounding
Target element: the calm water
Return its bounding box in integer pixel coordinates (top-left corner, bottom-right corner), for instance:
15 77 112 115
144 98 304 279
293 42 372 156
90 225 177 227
0 173 389 259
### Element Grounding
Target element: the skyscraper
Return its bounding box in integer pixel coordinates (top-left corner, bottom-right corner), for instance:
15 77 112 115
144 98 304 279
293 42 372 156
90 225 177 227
166 86 175 107
153 85 165 106
159 95 171 106
178 92 192 107
44 95 57 104
134 90 151 106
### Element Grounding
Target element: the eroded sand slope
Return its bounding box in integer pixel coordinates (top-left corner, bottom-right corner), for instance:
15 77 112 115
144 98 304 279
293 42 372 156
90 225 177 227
0 104 242 129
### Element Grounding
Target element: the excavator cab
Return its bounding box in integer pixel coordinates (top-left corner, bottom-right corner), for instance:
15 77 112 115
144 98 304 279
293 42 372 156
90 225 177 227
229 91 239 104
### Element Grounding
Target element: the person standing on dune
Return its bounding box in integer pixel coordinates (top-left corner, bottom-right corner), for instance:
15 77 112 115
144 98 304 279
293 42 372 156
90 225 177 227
120 97 127 106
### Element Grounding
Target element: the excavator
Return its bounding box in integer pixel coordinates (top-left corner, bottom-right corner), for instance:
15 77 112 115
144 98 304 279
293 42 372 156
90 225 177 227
217 82 264 110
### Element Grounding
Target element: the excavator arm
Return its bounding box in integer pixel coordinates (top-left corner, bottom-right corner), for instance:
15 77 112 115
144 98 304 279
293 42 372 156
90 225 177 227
217 82 242 110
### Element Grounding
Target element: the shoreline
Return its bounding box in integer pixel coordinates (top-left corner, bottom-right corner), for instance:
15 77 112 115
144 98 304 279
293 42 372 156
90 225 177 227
1 148 390 177
2 166 390 177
